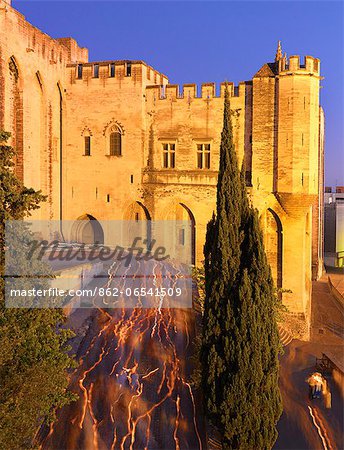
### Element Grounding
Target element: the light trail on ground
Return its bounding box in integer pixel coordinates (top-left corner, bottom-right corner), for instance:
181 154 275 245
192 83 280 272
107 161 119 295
39 258 203 450
307 406 335 450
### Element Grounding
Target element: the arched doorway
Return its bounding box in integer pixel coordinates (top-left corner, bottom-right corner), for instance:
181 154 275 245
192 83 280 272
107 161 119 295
71 214 104 244
180 203 196 265
123 202 151 249
266 208 283 291
165 203 196 265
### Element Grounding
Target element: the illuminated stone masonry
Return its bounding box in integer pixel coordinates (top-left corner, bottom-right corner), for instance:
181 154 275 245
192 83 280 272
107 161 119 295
0 0 325 330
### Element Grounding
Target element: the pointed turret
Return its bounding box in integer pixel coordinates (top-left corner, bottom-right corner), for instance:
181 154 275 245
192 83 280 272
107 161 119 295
275 40 282 62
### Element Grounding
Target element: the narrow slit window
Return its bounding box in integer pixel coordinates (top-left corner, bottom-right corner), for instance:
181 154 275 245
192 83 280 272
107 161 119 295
179 229 185 246
135 212 139 222
109 131 122 156
126 62 132 77
107 194 110 203
77 64 83 79
94 64 99 78
84 136 91 156
110 63 115 77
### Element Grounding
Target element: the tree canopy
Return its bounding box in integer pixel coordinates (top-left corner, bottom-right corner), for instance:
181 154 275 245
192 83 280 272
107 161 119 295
0 131 77 449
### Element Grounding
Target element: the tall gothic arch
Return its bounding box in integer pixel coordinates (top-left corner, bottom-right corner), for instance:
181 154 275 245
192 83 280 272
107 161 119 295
8 56 23 180
266 208 283 291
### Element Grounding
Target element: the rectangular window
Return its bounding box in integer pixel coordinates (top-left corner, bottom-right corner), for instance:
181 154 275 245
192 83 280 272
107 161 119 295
84 136 91 156
77 64 83 79
126 62 132 77
93 64 99 78
110 63 115 77
163 151 169 168
162 143 176 168
197 143 211 169
197 151 203 169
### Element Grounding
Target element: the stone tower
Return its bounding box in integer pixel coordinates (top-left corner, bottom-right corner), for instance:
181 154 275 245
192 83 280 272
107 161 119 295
251 42 324 322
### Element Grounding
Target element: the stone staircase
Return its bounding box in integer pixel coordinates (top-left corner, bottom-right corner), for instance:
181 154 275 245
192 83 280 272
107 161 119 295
208 436 222 450
278 324 293 346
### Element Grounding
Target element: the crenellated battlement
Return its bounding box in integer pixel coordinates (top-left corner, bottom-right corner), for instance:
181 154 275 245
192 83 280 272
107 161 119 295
145 81 247 101
0 0 88 64
66 60 168 85
279 55 320 75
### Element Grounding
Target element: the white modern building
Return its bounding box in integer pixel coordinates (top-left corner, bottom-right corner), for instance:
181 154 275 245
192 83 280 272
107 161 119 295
324 187 344 267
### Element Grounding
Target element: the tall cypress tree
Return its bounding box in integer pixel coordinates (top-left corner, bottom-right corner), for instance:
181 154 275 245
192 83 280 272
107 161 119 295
201 89 282 449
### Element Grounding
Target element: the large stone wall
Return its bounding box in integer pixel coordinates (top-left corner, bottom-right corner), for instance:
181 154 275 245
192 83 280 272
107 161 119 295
0 0 87 220
62 61 168 223
0 0 325 325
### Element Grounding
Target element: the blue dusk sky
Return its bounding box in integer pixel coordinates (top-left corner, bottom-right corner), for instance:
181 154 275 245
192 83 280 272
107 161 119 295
13 0 344 186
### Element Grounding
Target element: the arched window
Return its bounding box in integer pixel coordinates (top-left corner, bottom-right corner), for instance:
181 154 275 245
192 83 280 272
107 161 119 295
109 130 122 156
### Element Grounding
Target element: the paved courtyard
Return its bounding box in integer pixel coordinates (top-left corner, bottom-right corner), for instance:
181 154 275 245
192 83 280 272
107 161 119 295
275 270 344 449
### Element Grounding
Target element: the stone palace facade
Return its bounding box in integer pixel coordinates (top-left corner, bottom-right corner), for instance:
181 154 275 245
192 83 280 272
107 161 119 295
0 0 325 325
